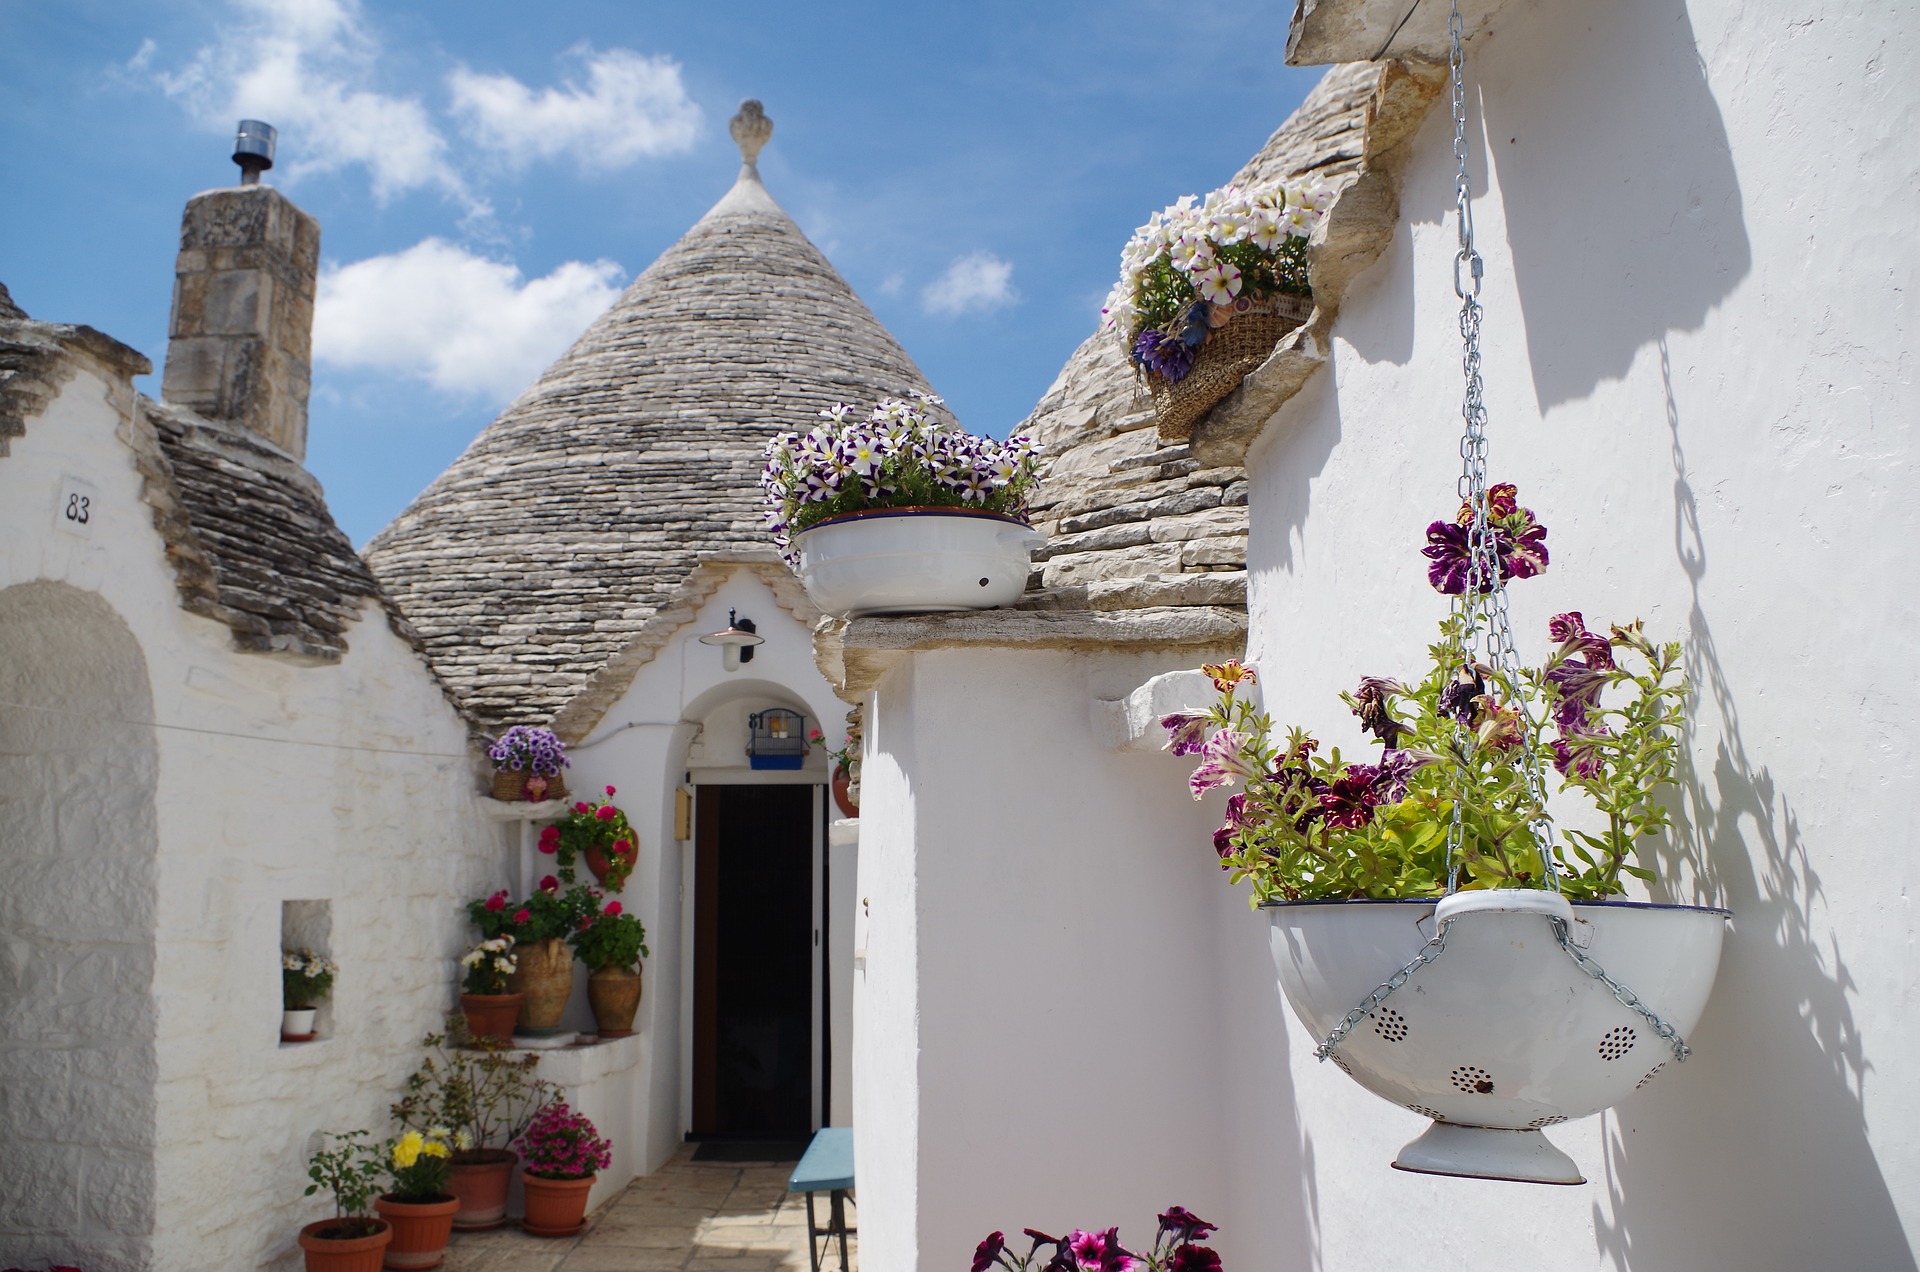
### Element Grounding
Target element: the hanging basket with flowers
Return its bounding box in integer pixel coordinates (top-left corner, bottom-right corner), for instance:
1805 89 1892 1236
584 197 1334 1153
1102 179 1328 440
761 392 1045 617
1163 8 1728 1186
487 726 569 802
538 788 637 892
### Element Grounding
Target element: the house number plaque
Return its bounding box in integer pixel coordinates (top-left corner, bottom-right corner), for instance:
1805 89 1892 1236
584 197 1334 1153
55 475 98 538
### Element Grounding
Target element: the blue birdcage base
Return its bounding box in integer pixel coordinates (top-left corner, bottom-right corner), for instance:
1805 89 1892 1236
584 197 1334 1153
749 755 805 771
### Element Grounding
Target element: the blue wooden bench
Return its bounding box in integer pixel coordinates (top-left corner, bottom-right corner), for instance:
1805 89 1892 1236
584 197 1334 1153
788 1127 854 1272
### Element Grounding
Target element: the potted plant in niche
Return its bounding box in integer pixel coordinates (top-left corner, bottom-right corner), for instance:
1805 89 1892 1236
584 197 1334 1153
299 1130 391 1271
467 881 595 1038
487 725 569 802
457 935 520 1046
373 1129 458 1271
571 898 649 1038
1101 178 1326 439
1168 484 1730 1184
282 948 336 1041
517 1100 612 1238
538 787 636 890
392 1017 558 1231
810 717 860 818
761 391 1046 617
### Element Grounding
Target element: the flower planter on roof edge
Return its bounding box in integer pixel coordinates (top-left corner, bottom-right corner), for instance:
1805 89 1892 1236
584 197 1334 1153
1267 891 1730 1184
791 506 1044 617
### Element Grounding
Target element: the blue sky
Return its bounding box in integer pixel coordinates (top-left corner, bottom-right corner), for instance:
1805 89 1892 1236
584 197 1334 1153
1 0 1322 544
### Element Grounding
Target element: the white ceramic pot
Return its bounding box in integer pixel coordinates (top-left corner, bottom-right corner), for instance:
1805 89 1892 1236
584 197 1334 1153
281 1008 317 1040
1268 889 1730 1184
791 507 1045 617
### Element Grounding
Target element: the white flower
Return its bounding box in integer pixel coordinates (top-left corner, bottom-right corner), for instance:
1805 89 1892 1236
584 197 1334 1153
1248 208 1285 251
461 949 483 968
1283 206 1314 238
1197 262 1243 304
1209 209 1250 245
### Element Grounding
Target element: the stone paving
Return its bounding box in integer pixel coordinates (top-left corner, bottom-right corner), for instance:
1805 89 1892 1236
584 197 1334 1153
443 1146 854 1272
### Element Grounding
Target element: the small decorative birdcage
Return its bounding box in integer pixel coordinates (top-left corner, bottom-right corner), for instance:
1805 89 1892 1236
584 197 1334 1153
747 708 808 770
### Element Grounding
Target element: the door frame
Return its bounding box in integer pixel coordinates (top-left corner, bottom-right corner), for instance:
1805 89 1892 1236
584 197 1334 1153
683 778 828 1139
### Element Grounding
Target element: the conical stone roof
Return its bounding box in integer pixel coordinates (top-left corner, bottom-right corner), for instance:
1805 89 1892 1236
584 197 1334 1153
365 103 931 733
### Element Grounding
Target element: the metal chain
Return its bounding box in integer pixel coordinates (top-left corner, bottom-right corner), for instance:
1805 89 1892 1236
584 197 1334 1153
1553 919 1693 1063
1314 923 1450 1061
1441 0 1560 895
1314 0 1687 1066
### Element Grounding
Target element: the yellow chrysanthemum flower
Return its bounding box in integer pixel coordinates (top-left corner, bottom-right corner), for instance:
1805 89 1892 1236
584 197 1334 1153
393 1130 423 1168
422 1140 450 1159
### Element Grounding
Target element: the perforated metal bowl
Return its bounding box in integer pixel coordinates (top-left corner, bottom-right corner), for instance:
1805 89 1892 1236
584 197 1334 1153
1268 893 1730 1183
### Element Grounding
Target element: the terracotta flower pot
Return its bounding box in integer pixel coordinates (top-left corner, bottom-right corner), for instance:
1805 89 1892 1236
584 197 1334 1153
587 965 643 1038
831 769 858 819
447 1150 516 1231
298 1218 391 1272
520 1172 596 1238
504 938 573 1033
374 1195 459 1270
458 992 523 1046
583 839 638 890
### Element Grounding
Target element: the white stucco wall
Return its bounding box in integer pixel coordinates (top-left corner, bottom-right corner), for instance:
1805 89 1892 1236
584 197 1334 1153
557 572 852 1178
0 357 507 1271
1235 2 1917 1267
853 647 1242 1271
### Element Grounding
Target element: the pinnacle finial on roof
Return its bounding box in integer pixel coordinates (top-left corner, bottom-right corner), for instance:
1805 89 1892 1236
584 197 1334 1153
730 99 773 169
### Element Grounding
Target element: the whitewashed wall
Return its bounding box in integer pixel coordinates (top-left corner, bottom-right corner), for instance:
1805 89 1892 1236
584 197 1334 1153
559 572 850 1178
0 356 508 1272
852 647 1240 1271
1236 1 1918 1267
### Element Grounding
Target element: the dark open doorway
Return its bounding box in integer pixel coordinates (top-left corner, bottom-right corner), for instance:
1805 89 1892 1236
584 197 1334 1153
692 783 818 1139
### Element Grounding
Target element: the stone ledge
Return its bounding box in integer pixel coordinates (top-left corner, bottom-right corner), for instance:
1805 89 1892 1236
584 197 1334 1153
1286 0 1519 65
815 605 1247 697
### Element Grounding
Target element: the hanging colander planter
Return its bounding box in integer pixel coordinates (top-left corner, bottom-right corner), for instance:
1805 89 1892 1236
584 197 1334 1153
1268 891 1728 1183
1164 0 1731 1186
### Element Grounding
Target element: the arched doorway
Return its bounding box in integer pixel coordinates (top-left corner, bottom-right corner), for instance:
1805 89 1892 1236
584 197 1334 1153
0 581 160 1270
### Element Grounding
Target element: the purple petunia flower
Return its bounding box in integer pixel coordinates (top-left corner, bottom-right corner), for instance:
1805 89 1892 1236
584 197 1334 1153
1188 729 1259 799
1376 747 1433 802
1349 675 1408 748
1548 611 1616 670
1424 483 1551 594
1438 665 1487 724
1161 710 1212 756
973 1232 1007 1272
1551 729 1611 779
1171 1247 1224 1272
1133 330 1196 382
1546 658 1610 733
1314 763 1385 829
1156 1207 1218 1243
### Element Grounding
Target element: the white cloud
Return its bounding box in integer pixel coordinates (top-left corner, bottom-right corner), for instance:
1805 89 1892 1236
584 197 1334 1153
313 239 626 401
449 46 700 169
921 251 1018 316
153 0 469 205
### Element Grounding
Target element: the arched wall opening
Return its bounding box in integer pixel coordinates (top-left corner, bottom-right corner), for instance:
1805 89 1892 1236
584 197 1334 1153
0 581 160 1272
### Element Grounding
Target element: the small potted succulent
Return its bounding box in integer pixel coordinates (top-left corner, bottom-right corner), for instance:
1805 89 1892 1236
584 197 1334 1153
392 1017 558 1231
761 391 1045 616
457 935 520 1046
570 899 649 1038
487 726 569 802
469 882 600 1036
282 948 336 1041
538 787 636 891
517 1101 612 1238
299 1130 391 1271
973 1205 1224 1271
373 1129 457 1270
1102 179 1326 439
1168 484 1730 1183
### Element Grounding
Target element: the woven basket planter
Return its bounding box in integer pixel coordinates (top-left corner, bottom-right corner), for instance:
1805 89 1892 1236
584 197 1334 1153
490 768 567 802
1143 294 1314 440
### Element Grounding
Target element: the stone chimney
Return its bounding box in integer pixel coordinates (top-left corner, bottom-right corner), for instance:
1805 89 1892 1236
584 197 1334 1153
160 181 320 461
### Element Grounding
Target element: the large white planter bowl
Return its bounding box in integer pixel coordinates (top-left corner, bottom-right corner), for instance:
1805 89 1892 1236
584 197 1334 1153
1268 890 1730 1184
792 507 1044 617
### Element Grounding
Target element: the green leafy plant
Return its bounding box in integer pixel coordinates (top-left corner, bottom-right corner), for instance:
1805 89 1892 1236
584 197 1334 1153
467 882 598 945
303 1129 383 1239
570 901 649 972
1170 485 1685 904
391 1016 559 1161
281 948 336 1010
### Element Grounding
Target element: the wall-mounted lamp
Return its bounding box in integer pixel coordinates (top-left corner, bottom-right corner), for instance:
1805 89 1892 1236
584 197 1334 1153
697 609 764 672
